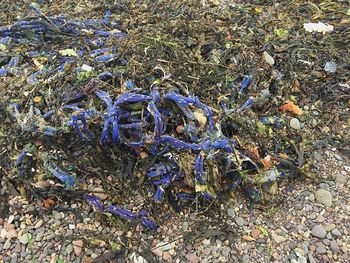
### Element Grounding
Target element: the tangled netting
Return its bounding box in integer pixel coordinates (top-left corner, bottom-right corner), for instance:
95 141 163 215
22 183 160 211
1 4 286 230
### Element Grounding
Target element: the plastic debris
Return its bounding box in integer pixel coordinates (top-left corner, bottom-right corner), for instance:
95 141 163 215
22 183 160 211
263 51 275 66
303 22 334 34
1 3 300 231
324 61 337 73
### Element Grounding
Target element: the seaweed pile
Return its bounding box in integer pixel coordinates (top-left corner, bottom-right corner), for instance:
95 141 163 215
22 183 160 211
0 3 306 230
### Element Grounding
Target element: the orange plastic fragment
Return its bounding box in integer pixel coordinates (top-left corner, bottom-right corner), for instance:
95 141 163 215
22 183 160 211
43 198 55 209
246 145 260 161
260 155 274 169
279 101 303 116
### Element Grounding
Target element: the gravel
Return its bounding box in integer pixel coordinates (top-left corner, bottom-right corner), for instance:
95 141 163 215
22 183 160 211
315 189 333 207
311 225 327 239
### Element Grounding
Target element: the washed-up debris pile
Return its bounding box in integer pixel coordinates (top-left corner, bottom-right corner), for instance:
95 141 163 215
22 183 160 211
0 4 302 230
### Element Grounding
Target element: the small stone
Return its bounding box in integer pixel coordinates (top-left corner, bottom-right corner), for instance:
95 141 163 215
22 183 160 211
316 215 325 223
311 225 327 238
242 235 254 241
158 241 172 251
334 154 342 161
308 253 317 263
202 239 210 246
1 229 7 238
294 247 305 256
93 187 108 200
331 228 341 237
8 215 15 224
152 248 163 257
6 229 17 238
316 244 327 254
319 183 329 189
72 240 84 256
323 239 330 245
263 51 275 65
54 213 62 220
251 228 261 239
34 220 43 229
222 247 230 257
163 252 171 261
272 232 286 243
66 244 73 255
235 217 245 227
4 239 11 249
227 208 235 217
185 253 200 263
19 233 31 244
336 174 346 184
183 221 189 231
324 224 336 232
315 189 333 207
313 152 323 161
329 240 339 252
290 118 301 130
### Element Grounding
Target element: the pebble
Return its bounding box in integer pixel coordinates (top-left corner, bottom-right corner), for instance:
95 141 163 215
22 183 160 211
251 228 261 239
334 154 342 161
335 174 346 184
163 252 171 261
185 253 200 263
324 223 336 231
235 217 245 227
313 152 323 161
8 215 15 224
158 241 172 251
290 118 301 130
272 232 286 243
315 189 333 207
66 244 73 255
93 187 108 200
222 247 230 257
72 239 84 256
34 219 43 229
152 248 163 257
227 208 235 217
183 222 189 231
308 253 317 263
331 228 341 237
311 225 327 238
4 239 11 249
19 233 31 244
316 244 327 254
329 240 339 252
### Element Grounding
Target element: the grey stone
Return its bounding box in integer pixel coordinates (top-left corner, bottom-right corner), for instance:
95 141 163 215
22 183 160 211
315 189 333 207
227 208 235 217
19 233 31 245
290 118 301 130
334 154 342 161
235 217 245 227
66 244 73 255
34 219 44 229
14 243 21 253
313 152 323 161
319 183 329 189
331 228 341 237
222 247 230 257
4 239 11 249
183 222 189 231
323 239 330 245
311 225 327 238
335 174 346 184
316 244 327 254
330 240 339 252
